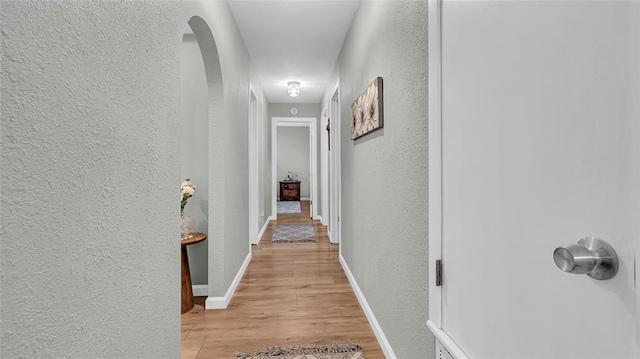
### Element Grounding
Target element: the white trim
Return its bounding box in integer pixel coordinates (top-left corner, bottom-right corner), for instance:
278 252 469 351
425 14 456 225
248 84 259 245
205 252 252 309
427 0 444 330
320 106 329 226
313 215 322 221
257 216 273 244
192 284 208 297
427 321 469 359
301 196 311 201
340 255 396 358
271 117 318 222
329 83 341 246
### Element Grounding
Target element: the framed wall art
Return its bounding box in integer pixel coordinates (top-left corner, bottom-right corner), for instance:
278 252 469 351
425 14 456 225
351 77 383 140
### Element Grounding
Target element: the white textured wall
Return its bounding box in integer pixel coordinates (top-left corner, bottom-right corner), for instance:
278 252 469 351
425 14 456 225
277 127 311 198
0 1 267 357
0 2 182 357
268 103 320 119
181 33 209 286
321 1 434 357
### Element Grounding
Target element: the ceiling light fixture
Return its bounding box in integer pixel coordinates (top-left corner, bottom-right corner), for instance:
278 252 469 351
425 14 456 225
287 81 300 97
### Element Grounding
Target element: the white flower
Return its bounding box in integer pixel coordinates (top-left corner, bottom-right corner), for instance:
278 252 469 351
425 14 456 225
182 186 195 196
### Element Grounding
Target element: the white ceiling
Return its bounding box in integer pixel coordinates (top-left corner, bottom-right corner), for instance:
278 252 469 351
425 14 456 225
228 0 360 104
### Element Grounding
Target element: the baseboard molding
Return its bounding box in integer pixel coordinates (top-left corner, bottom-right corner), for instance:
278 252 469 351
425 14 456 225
301 197 311 201
313 215 322 221
192 284 208 297
257 216 273 244
339 255 396 358
427 321 469 359
205 252 252 310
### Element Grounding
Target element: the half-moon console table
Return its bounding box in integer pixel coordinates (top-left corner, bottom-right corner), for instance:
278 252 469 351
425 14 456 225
181 232 207 314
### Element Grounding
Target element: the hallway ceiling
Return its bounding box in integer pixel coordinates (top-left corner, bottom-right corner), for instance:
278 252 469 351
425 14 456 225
228 0 360 104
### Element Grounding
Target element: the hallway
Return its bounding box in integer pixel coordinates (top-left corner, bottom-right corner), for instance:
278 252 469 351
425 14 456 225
181 202 384 358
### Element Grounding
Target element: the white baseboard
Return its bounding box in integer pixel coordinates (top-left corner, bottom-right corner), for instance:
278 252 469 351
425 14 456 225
327 230 332 243
205 252 252 309
313 215 322 221
427 321 469 359
301 197 311 201
339 255 396 358
192 284 208 297
256 216 273 244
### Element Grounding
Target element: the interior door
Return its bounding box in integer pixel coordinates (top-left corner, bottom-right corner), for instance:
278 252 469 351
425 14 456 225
440 1 639 358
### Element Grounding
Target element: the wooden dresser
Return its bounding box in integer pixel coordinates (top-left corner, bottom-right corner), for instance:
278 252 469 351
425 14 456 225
279 180 301 201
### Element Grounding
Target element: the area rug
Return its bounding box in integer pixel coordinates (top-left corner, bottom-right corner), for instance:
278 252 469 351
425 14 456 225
277 200 302 214
235 344 364 359
271 225 316 243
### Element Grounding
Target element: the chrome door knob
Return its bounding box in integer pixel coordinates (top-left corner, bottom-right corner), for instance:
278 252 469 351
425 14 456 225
553 237 618 280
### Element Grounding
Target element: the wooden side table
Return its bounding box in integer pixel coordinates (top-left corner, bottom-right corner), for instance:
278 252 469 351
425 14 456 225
181 232 207 314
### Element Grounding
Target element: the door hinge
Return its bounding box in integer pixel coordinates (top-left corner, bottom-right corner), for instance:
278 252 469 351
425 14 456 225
435 259 442 286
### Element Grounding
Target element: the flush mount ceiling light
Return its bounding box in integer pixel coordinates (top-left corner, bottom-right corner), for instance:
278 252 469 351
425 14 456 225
287 81 301 97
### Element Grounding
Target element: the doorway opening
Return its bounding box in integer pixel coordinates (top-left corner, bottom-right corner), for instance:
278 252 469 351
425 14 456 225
180 15 224 310
271 117 318 221
180 21 209 297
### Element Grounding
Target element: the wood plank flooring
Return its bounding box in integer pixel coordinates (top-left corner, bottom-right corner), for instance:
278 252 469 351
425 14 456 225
181 201 384 359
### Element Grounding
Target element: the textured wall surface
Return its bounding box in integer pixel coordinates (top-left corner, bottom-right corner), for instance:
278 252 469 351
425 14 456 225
268 103 320 119
1 1 265 357
193 2 256 292
277 127 311 197
321 1 434 357
0 2 183 357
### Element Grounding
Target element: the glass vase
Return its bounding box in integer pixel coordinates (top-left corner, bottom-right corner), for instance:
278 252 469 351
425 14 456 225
180 212 195 240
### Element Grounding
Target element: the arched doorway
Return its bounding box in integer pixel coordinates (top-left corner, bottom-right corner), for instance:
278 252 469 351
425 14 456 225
180 15 224 311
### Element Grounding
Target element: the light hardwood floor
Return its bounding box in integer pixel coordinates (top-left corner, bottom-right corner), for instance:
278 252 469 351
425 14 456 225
181 201 384 359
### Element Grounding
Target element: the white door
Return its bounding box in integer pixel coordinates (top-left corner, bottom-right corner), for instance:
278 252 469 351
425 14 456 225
437 1 639 358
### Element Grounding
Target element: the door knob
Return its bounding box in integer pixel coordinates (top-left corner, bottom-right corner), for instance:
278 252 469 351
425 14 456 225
553 237 618 280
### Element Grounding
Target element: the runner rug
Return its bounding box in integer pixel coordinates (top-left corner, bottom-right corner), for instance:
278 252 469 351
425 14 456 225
277 200 302 213
235 344 364 359
271 225 316 243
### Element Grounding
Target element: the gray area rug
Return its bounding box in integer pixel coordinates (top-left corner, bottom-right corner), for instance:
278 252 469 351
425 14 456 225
277 201 302 213
271 225 316 243
235 344 364 358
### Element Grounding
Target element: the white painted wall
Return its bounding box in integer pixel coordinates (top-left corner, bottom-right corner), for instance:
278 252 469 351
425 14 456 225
0 1 268 356
268 103 320 119
320 1 432 357
277 127 310 198
181 33 208 286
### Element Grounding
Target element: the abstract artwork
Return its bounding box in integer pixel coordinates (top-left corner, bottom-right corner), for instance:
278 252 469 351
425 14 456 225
351 77 383 140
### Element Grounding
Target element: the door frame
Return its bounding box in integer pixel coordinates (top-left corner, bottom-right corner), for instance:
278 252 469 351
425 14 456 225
321 106 330 226
271 117 318 220
425 1 469 357
329 83 341 245
248 83 259 245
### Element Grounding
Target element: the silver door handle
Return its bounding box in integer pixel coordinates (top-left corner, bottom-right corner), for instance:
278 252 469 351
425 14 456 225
553 237 618 280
